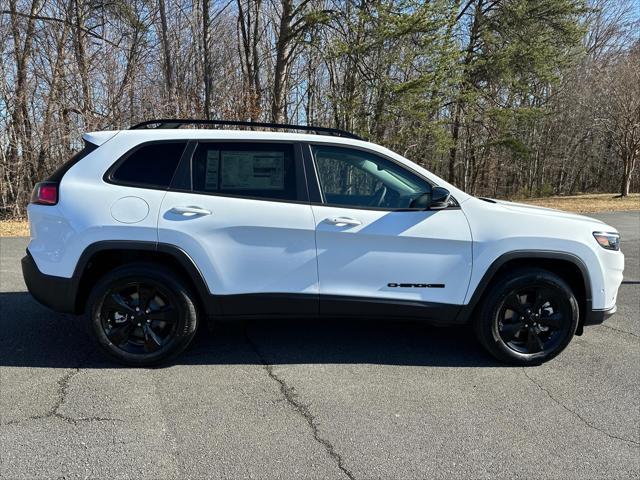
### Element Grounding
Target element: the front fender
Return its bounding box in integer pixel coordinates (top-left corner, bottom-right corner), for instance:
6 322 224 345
461 249 594 321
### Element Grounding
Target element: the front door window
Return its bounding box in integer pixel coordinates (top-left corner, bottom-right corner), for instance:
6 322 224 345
312 145 431 209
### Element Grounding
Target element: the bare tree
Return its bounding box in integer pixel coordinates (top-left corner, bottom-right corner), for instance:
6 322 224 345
157 0 175 104
594 46 640 196
270 0 329 123
237 0 263 120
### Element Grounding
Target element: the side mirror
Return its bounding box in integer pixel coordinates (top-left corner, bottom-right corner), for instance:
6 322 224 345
430 187 451 209
409 192 432 209
409 187 450 210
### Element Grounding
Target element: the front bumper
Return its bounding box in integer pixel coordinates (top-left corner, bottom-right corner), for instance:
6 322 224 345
21 251 78 314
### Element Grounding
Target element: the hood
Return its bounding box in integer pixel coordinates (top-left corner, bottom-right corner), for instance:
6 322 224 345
486 198 607 226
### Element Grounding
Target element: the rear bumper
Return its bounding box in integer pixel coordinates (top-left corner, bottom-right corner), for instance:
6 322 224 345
21 251 77 314
584 304 617 327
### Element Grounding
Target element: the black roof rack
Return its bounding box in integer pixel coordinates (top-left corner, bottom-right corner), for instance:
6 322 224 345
129 119 363 140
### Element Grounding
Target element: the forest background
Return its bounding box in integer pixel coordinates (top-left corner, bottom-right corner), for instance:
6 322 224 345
1 0 639 218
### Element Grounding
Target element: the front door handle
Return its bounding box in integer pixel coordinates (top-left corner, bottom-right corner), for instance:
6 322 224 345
169 206 212 216
324 216 362 226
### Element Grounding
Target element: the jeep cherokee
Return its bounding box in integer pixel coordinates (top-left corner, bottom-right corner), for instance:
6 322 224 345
21 119 624 366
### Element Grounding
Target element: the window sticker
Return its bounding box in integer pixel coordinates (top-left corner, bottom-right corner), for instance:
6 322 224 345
221 151 284 190
205 150 220 190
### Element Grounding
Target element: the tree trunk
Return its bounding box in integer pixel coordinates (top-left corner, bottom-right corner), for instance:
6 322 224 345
448 102 461 183
448 0 483 185
158 0 174 104
271 0 293 123
620 154 634 196
7 0 40 215
73 0 92 119
237 0 262 120
202 0 211 119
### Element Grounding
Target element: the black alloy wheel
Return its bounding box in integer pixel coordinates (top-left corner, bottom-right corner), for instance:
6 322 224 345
474 268 579 365
88 263 198 366
497 286 571 355
100 282 179 354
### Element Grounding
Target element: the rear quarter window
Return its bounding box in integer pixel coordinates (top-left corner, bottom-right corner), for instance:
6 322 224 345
109 141 187 188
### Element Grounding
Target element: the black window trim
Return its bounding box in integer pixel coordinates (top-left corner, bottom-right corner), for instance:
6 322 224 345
169 140 197 191
103 137 458 210
303 141 460 212
48 140 99 183
103 139 191 191
169 139 310 205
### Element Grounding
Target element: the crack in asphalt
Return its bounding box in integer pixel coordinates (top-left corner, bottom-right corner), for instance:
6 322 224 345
4 338 121 427
245 329 356 480
599 323 640 339
5 367 120 426
522 368 639 447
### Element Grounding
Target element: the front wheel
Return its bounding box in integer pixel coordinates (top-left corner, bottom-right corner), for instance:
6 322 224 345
87 263 199 366
474 268 579 365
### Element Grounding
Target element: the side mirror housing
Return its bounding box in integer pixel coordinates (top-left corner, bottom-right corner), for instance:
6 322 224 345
409 192 432 209
430 187 451 209
409 187 450 210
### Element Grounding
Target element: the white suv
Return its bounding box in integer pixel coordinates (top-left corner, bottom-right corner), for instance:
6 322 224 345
22 119 624 366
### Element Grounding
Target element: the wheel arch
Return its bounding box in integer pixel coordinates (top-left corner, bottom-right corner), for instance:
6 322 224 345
72 241 217 316
458 251 592 334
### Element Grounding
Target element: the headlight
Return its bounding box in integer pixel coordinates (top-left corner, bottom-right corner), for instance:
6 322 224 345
593 232 620 251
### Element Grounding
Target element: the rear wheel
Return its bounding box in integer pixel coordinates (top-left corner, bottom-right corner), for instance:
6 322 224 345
474 268 579 365
87 263 198 366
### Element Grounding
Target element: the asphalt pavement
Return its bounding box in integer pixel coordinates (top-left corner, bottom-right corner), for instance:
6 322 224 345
0 211 638 479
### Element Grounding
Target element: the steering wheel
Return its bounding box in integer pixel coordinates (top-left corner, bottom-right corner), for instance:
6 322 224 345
369 185 387 207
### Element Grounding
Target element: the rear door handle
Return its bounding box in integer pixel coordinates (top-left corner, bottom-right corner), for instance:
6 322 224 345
169 206 212 216
324 216 362 226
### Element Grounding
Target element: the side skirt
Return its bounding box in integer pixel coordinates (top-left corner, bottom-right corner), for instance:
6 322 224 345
212 293 463 325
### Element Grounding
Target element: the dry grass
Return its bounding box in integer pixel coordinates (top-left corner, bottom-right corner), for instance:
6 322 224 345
0 193 637 237
0 220 30 237
516 193 640 213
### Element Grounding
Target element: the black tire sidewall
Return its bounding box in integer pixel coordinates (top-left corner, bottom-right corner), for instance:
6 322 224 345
475 269 579 365
87 264 198 366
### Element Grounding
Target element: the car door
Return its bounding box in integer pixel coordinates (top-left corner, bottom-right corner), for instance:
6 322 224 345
307 144 473 320
158 140 318 315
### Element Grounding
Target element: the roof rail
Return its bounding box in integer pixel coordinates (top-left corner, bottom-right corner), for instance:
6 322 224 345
129 119 363 140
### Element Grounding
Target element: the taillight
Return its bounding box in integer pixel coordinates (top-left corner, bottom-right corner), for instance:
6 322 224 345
30 182 58 205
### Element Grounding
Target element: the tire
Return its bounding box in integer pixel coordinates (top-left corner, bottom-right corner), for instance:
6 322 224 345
86 262 199 367
473 268 579 365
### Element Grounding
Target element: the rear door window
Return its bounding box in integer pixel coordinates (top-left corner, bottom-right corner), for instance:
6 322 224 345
191 143 301 202
110 142 187 188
